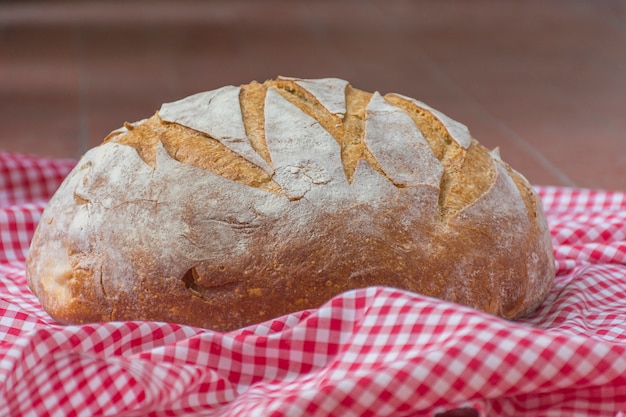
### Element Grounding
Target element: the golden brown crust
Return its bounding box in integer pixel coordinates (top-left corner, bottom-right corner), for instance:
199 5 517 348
26 77 555 331
107 114 282 194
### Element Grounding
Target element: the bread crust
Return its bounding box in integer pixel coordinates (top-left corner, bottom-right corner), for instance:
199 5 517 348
26 77 555 331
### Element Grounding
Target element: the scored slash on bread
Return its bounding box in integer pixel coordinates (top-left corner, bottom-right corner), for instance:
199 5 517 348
26 77 555 331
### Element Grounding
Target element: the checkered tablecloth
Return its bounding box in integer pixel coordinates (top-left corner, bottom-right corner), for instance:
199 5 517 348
1 151 626 417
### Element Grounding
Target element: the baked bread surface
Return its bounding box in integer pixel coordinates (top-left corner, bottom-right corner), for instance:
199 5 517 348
26 77 555 331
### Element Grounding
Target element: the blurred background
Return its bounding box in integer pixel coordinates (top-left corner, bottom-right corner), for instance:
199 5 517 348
1 0 625 190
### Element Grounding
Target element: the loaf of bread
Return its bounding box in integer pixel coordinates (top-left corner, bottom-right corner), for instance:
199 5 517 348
26 76 555 331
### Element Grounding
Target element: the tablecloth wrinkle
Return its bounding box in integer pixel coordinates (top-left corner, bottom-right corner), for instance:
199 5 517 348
1 152 626 417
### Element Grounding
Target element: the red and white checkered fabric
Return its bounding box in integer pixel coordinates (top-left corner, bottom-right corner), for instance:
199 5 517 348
2 151 626 417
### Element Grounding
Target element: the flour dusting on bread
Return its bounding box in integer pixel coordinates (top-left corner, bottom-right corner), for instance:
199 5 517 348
26 77 555 331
